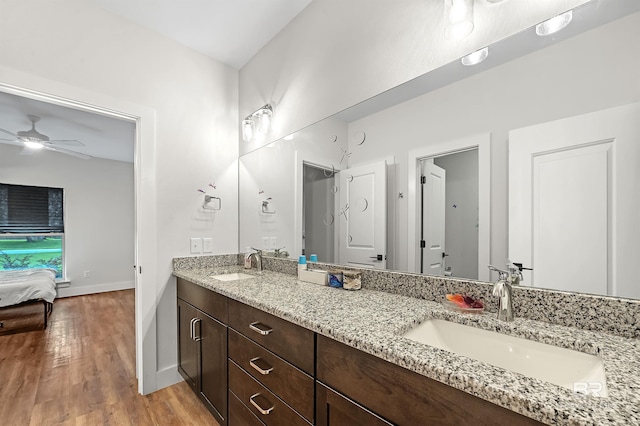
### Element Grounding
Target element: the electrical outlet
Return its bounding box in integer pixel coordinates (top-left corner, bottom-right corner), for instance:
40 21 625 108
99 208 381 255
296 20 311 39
190 238 202 254
269 237 277 249
203 238 213 253
262 236 269 250
83 270 90 278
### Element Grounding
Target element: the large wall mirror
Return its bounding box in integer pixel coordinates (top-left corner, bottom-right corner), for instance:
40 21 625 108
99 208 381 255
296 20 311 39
239 0 640 299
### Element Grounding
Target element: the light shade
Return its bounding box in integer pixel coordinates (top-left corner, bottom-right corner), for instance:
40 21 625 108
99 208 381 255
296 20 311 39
461 47 488 66
536 10 573 36
23 140 44 149
444 0 474 40
257 105 273 134
242 118 255 142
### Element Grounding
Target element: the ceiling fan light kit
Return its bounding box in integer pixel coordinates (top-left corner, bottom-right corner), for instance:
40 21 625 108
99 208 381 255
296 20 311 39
0 114 92 159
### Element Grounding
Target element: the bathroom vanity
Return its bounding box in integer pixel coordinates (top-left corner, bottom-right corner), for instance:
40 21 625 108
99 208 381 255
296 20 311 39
173 257 640 426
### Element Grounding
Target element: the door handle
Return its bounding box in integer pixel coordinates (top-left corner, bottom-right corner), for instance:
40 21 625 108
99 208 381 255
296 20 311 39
193 318 202 342
249 321 273 336
249 393 275 415
369 254 383 261
189 318 196 340
249 357 274 375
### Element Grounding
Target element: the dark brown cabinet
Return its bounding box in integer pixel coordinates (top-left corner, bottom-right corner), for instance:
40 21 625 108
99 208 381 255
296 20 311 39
177 278 228 425
227 298 314 425
316 382 392 426
316 335 543 426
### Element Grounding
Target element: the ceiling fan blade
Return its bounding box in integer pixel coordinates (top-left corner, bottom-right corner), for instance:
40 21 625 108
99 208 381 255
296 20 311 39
45 145 92 160
0 138 22 146
48 139 85 147
0 127 18 138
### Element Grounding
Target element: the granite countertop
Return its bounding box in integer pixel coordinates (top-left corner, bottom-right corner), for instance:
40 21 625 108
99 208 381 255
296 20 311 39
173 266 640 426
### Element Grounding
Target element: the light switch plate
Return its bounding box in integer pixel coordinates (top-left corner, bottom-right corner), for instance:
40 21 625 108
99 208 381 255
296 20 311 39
190 238 202 254
203 238 213 253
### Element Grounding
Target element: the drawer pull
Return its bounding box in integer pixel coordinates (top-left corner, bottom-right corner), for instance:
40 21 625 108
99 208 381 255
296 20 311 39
249 321 273 336
249 393 274 415
249 357 274 375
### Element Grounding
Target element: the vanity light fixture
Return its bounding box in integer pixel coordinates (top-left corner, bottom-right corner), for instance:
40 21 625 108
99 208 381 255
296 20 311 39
242 104 273 142
536 10 573 36
461 46 488 66
444 0 475 40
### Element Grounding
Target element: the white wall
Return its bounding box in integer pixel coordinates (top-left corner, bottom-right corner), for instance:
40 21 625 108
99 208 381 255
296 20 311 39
239 0 590 155
0 144 134 295
0 0 238 392
346 12 640 273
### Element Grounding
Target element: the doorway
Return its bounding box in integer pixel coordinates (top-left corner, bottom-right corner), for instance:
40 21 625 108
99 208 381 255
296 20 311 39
419 149 479 279
302 163 336 263
0 80 157 394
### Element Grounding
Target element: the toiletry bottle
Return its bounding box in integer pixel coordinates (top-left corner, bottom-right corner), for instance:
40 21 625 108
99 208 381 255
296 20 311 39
298 255 307 277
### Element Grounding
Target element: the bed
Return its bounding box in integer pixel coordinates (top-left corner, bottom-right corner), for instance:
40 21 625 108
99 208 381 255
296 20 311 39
0 268 56 330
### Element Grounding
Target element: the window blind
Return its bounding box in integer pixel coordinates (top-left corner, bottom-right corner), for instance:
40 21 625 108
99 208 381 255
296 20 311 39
0 183 64 233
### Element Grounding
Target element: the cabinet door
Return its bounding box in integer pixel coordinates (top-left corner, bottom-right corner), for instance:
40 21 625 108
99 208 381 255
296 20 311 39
198 312 228 424
177 299 199 391
316 382 392 426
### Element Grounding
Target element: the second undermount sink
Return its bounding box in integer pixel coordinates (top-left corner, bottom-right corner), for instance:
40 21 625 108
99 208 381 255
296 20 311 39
210 272 255 282
403 319 608 397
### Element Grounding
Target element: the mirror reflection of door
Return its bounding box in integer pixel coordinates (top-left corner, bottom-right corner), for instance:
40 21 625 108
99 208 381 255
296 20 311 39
338 160 387 269
302 163 336 263
509 102 640 298
420 149 479 279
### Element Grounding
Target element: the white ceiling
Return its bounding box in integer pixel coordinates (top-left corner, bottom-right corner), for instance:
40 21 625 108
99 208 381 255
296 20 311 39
93 0 313 69
0 91 136 163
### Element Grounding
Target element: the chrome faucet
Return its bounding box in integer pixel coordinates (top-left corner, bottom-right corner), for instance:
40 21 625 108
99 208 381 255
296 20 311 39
247 248 263 272
487 262 521 322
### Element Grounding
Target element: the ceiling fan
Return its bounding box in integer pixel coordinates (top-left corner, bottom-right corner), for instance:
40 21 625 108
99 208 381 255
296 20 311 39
0 114 92 159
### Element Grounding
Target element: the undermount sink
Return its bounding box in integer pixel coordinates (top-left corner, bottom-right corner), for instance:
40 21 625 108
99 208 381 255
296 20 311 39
403 319 608 397
210 272 255 282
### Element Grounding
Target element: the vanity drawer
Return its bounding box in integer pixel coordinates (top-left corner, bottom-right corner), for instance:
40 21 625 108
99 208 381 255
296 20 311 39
229 360 310 426
228 328 314 422
229 391 266 426
228 299 314 375
177 277 228 323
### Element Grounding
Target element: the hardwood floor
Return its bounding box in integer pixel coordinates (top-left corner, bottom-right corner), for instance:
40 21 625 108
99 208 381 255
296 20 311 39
0 290 218 425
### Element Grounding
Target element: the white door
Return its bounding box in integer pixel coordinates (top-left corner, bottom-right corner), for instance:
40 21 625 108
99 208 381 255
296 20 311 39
420 160 446 275
338 160 387 269
509 102 639 298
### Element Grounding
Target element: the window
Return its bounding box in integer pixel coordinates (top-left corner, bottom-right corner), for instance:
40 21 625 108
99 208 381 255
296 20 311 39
0 183 64 279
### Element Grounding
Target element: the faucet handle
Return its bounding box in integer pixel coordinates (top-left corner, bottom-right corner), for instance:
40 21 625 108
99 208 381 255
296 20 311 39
488 264 509 280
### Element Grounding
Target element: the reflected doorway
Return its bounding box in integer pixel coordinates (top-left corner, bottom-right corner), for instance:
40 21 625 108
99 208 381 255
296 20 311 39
302 163 336 263
419 148 479 279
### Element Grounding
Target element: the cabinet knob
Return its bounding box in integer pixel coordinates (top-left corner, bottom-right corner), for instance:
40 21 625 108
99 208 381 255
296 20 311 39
249 393 275 415
250 357 274 375
249 321 273 336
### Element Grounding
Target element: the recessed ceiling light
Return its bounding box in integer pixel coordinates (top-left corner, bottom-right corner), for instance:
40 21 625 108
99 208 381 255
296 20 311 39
461 47 489 66
536 10 573 36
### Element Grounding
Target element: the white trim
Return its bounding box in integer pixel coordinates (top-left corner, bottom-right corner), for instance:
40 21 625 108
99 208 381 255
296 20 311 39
56 280 135 298
407 133 491 281
0 66 158 395
156 364 183 391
